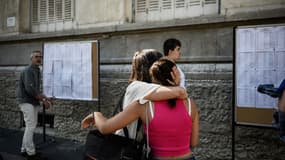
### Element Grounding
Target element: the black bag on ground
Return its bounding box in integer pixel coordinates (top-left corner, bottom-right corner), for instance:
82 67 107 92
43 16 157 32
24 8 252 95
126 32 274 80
84 93 146 160
85 129 144 160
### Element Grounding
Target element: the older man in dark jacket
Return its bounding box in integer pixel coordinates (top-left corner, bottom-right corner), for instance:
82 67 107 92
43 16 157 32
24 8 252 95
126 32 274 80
16 50 51 160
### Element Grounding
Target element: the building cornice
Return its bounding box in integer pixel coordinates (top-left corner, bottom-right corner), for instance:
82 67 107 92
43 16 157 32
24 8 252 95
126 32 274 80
0 8 284 43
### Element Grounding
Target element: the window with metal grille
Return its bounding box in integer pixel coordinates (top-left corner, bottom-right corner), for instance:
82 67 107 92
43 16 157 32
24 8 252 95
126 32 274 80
162 0 172 10
31 0 73 24
135 0 218 22
136 0 147 13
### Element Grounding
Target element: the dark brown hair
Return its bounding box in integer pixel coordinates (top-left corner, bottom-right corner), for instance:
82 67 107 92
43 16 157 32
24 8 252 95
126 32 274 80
149 58 177 107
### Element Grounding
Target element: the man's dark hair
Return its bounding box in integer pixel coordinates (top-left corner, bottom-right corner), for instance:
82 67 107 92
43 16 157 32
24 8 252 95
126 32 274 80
163 38 181 56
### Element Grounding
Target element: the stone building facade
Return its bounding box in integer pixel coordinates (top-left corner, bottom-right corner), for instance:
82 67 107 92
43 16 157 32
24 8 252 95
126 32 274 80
0 0 285 159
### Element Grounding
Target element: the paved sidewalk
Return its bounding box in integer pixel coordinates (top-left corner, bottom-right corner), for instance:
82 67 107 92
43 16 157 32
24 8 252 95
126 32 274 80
0 128 85 160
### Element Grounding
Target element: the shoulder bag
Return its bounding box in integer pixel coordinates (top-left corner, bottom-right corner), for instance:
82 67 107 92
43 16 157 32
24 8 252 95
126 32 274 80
84 93 145 160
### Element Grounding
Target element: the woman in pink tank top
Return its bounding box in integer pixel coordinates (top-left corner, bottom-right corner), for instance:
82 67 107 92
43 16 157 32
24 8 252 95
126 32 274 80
82 58 200 160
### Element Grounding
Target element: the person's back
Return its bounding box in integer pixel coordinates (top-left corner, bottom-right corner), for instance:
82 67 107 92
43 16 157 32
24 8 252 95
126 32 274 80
146 99 192 157
146 58 199 160
116 49 163 139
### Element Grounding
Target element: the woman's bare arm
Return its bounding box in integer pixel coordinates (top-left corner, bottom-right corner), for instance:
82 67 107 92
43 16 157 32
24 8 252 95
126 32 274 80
190 99 199 148
94 101 145 134
144 86 187 101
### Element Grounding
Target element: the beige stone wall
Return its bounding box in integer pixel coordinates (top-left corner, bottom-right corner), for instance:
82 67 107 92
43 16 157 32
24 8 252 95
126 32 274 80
75 0 132 28
221 0 285 15
19 0 30 33
0 0 133 33
0 0 284 34
0 0 20 34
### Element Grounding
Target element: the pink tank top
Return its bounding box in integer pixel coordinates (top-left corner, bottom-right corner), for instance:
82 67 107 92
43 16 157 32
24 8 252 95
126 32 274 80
145 99 192 157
